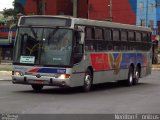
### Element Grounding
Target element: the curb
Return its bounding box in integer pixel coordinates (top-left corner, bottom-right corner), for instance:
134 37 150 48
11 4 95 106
0 79 12 81
152 68 160 71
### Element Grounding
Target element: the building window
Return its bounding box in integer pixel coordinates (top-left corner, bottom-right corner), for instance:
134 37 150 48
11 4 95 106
140 2 144 11
149 3 155 12
140 19 146 26
157 21 160 35
149 20 154 28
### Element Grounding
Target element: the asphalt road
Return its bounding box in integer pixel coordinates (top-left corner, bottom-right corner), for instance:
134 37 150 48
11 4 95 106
0 71 160 114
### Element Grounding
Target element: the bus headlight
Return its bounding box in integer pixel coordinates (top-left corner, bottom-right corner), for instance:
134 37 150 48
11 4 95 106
14 71 24 76
56 74 70 79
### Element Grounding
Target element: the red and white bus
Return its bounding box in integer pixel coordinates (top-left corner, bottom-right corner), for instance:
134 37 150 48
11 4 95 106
12 15 152 92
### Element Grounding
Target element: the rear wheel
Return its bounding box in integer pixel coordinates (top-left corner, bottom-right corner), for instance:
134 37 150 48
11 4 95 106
83 69 93 92
126 66 134 86
31 85 43 91
133 67 140 85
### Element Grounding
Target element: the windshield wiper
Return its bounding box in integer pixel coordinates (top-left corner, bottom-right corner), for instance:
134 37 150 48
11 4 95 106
48 27 59 44
28 25 37 39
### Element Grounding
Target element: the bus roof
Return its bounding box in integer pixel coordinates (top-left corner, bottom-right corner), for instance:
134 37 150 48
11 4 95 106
72 17 151 32
19 15 151 32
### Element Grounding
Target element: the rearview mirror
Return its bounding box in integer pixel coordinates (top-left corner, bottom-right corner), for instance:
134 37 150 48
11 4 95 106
75 26 85 44
78 31 85 44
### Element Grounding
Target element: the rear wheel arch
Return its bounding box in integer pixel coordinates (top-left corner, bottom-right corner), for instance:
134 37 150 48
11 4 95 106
130 63 135 73
87 66 93 77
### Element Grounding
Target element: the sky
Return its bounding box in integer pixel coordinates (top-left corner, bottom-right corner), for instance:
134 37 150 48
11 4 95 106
0 0 14 11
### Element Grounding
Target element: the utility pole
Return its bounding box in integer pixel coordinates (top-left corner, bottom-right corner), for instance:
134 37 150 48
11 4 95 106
109 0 112 21
108 0 112 21
146 0 149 27
42 0 46 15
73 0 78 17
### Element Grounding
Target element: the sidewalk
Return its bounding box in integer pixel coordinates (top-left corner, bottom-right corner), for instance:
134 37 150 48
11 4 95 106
0 63 12 81
0 71 12 80
152 64 160 71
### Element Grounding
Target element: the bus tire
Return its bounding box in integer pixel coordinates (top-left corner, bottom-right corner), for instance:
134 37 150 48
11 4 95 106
83 69 93 92
31 84 43 91
126 66 134 86
133 67 140 85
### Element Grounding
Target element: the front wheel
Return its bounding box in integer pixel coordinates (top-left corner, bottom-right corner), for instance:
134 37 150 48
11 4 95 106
31 85 43 91
83 70 93 92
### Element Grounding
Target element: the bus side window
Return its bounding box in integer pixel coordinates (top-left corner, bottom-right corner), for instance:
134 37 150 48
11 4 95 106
136 32 141 42
121 30 127 41
104 29 112 41
95 28 103 40
113 29 120 41
85 27 94 51
104 29 113 50
128 31 135 41
142 32 147 42
85 27 94 40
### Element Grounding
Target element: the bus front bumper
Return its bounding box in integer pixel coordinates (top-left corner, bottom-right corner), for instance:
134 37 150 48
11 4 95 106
12 75 70 87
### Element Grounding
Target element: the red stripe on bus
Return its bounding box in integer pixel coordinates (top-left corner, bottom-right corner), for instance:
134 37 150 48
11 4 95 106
90 53 111 71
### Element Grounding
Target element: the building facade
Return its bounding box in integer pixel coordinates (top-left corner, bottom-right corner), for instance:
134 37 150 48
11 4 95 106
0 11 15 62
78 0 137 25
136 0 157 39
15 0 137 25
136 0 160 63
15 0 73 16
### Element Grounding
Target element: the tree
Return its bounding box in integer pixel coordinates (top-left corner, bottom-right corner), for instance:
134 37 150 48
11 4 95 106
14 1 25 15
3 8 17 18
3 0 25 23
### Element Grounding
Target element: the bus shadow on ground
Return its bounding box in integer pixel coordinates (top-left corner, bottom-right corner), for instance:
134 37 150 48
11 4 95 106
16 81 151 95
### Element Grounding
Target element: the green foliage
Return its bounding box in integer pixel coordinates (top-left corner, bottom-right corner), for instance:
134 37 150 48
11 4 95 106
14 1 25 15
3 8 17 18
2 0 25 23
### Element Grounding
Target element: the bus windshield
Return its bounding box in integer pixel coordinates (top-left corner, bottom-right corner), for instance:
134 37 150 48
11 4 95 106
14 27 73 66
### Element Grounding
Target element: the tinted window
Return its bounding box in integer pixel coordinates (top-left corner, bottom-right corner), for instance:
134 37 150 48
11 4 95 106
147 33 151 42
121 30 127 41
136 32 141 42
85 27 94 40
104 29 112 41
95 28 103 40
128 31 135 41
113 29 120 41
142 32 147 42
20 17 71 27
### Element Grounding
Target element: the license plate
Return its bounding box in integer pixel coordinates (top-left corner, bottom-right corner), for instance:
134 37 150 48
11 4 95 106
34 80 44 84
